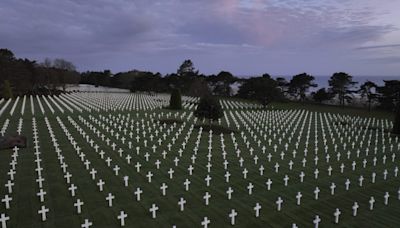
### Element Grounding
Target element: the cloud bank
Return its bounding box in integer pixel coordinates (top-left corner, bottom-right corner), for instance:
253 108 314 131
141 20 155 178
0 0 399 75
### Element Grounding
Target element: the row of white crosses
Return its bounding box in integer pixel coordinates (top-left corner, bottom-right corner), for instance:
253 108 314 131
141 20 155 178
235 110 398 211
222 109 398 222
58 116 131 227
55 116 112 227
69 112 208 223
226 139 391 192
2 117 72 227
196 187 395 228
31 118 51 223
76 108 398 227
229 110 398 177
3 101 394 228
220 99 262 110
222 108 398 222
297 190 399 228
77 112 190 181
2 94 58 116
0 119 10 137
64 92 170 111
0 99 12 118
100 122 186 226
84 112 175 153
0 125 21 228
1 91 204 117
45 117 126 228
94 99 390 224
140 125 275 226
45 98 400 226
44 117 86 217
80 112 190 169
238 109 397 157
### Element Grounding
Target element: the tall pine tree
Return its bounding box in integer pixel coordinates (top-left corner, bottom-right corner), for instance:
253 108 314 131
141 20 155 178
169 88 182 110
194 95 223 126
2 80 13 99
393 103 400 135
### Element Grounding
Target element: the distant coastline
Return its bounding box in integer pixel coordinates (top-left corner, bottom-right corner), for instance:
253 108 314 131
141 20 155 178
312 76 399 90
272 75 399 92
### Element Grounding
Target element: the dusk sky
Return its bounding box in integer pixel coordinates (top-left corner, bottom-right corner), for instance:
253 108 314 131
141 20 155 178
1 0 399 76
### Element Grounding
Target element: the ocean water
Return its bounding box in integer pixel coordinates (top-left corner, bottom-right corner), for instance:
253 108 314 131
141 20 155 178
274 76 399 92
313 76 399 90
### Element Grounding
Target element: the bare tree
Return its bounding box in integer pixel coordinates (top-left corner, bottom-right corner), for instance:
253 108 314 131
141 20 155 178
53 58 76 71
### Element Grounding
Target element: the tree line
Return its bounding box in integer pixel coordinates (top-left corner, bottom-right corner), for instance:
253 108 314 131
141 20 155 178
1 49 399 114
83 59 399 112
0 49 80 98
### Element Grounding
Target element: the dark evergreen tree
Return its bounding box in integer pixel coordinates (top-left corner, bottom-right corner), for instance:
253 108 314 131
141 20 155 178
276 77 289 95
187 78 211 97
237 76 281 108
328 72 357 106
177 59 198 77
312 88 333 103
194 95 223 125
393 103 400 135
211 71 235 96
169 88 182 110
288 73 317 101
0 48 15 60
358 81 377 111
2 80 13 99
376 80 400 111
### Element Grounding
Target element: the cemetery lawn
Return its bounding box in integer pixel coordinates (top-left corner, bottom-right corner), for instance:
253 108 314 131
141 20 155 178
0 93 399 228
271 101 394 119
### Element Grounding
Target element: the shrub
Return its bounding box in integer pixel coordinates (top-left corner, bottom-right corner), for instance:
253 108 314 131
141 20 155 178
169 88 182 110
194 95 223 125
393 104 400 135
2 80 13 99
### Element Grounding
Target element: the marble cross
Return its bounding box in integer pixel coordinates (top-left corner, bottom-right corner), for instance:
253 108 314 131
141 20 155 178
38 205 49 221
118 211 127 226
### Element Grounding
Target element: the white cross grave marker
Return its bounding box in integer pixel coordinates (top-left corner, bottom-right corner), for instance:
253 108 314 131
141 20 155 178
203 192 211 206
0 214 10 228
369 197 375 210
118 211 127 226
81 219 92 228
352 202 359 216
38 205 49 221
149 204 159 219
296 192 302 206
276 197 283 211
178 197 186 211
1 195 12 210
254 203 261 217
201 217 210 228
106 193 115 207
74 199 84 214
334 208 341 224
313 215 321 228
229 209 237 225
384 192 390 205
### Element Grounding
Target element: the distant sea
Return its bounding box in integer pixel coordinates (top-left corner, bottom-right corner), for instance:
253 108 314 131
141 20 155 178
276 76 399 92
314 76 399 89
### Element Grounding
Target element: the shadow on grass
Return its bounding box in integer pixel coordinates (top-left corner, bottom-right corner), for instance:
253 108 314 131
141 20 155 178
158 119 184 125
194 124 237 135
162 106 182 111
333 121 397 134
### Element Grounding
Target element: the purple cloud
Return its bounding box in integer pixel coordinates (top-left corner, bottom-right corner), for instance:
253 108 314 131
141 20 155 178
0 0 399 75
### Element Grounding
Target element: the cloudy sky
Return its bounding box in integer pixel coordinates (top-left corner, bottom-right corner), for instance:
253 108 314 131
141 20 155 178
1 0 399 76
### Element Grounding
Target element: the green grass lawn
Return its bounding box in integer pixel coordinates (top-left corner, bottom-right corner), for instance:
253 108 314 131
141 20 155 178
270 101 394 120
0 93 399 228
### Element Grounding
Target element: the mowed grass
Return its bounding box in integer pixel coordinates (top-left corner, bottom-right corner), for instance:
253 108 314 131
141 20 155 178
0 95 399 228
270 101 394 120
